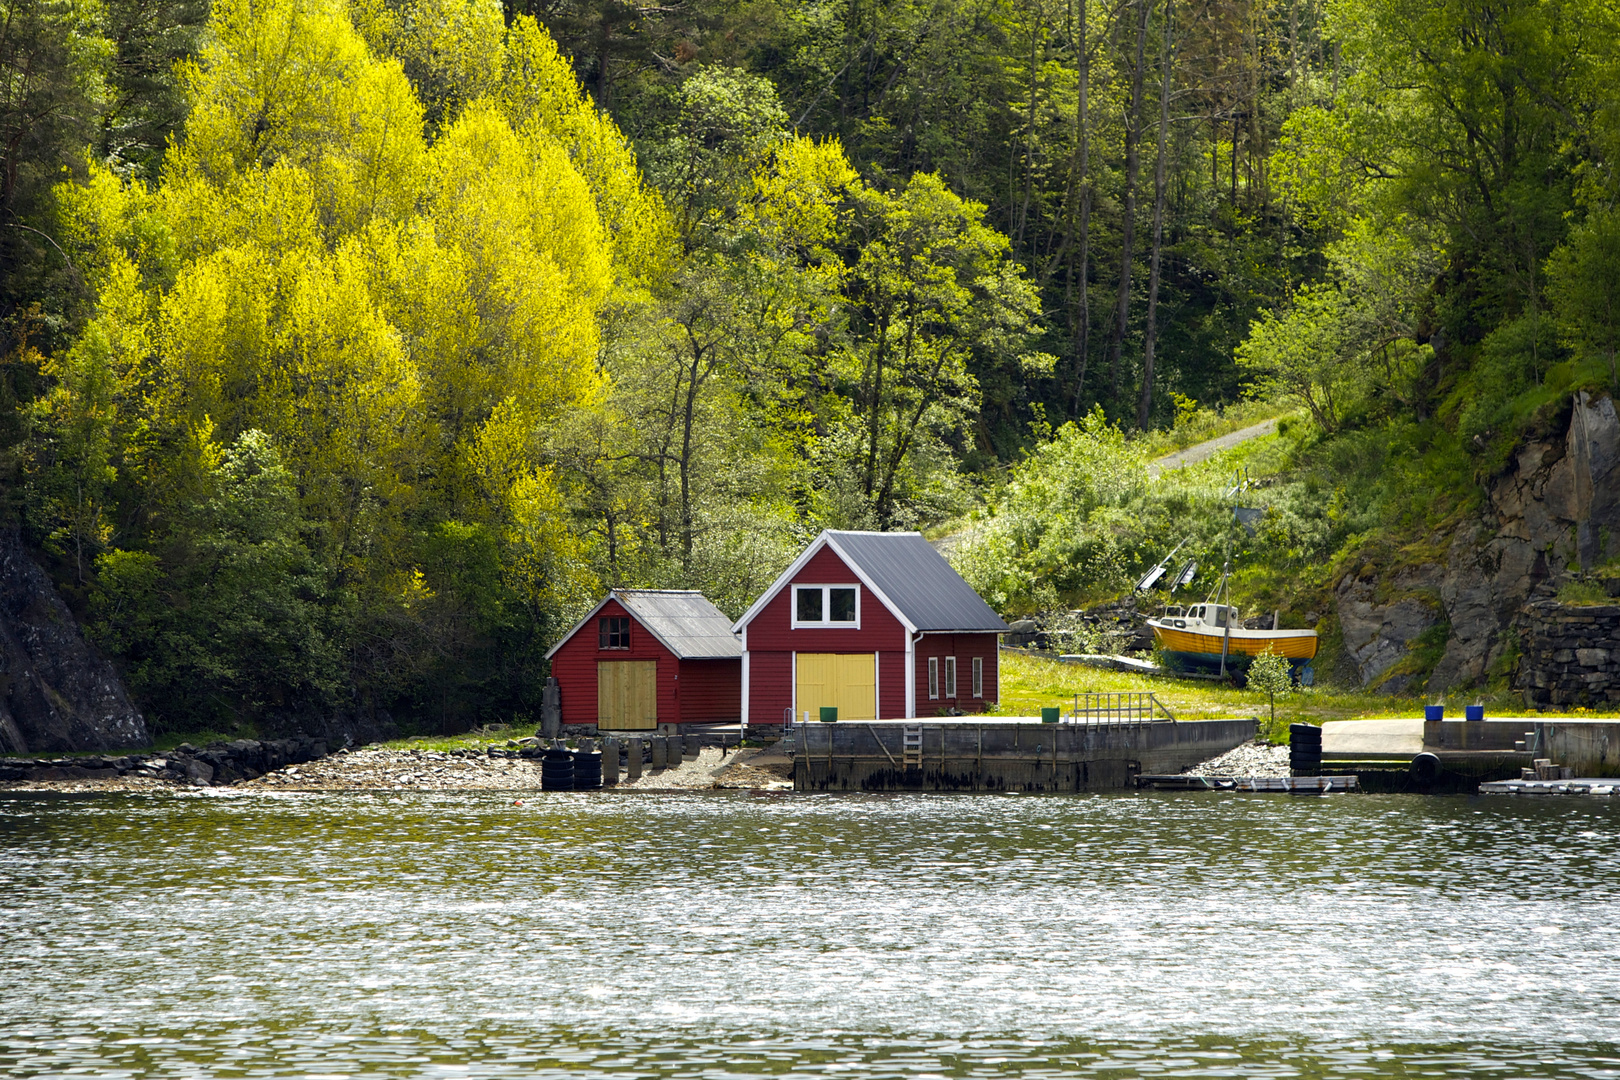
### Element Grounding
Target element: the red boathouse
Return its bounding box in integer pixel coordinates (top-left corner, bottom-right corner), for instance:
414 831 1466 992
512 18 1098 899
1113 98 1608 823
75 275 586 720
732 530 1009 725
545 590 742 731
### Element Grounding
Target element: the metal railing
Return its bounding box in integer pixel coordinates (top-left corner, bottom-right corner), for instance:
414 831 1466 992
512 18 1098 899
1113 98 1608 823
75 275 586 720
1067 691 1176 724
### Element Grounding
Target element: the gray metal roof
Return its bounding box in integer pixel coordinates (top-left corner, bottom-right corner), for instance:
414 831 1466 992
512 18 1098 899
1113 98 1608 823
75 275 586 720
828 532 1009 633
614 590 742 659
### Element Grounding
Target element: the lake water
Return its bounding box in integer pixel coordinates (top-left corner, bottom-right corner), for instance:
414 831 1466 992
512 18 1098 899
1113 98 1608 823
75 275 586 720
2 789 1619 1078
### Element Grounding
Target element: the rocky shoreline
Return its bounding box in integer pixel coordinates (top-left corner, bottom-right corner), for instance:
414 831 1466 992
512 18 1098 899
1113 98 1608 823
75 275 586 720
0 738 794 793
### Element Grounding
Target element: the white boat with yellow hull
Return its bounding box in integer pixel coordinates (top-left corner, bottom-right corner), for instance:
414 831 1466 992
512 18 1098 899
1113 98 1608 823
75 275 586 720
1146 603 1318 683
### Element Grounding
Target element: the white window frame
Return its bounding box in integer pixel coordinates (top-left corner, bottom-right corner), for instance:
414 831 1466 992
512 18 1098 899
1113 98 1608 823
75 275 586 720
944 656 957 699
928 657 939 699
971 656 983 698
791 584 861 629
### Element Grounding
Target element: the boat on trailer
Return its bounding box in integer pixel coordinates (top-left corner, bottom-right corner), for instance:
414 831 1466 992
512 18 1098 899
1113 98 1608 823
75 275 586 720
1145 603 1318 683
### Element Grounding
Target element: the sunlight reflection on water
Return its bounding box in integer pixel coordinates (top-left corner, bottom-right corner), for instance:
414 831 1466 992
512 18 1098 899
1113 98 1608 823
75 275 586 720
2 789 1619 1077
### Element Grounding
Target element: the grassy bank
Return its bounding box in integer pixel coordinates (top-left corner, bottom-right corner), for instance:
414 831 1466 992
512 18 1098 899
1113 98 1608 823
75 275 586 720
988 650 1557 741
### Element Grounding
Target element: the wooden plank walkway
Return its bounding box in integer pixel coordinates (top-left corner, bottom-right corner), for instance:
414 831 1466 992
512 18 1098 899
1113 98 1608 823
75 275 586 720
1479 778 1620 796
1137 774 1358 793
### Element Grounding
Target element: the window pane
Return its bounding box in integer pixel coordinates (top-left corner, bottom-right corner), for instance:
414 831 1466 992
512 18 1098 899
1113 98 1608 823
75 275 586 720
796 587 823 622
972 656 983 698
945 656 956 698
830 588 857 621
928 658 938 699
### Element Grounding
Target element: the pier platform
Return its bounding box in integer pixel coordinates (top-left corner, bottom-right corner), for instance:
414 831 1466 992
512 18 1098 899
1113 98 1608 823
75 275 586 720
1136 774 1357 793
1297 717 1620 792
1479 777 1620 796
791 716 1254 792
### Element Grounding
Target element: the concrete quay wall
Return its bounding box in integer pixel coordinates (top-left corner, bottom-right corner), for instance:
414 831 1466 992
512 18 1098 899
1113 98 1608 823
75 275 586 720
794 718 1255 792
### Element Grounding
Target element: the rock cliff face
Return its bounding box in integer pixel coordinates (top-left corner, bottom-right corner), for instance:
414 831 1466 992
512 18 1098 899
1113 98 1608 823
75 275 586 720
0 531 148 753
1335 392 1620 694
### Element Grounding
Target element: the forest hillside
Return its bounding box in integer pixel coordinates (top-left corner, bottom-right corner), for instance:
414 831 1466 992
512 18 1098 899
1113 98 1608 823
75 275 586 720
3 0 1619 737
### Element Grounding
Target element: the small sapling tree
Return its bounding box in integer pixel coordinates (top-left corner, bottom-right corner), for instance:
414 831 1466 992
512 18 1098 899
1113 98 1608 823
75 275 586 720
1247 649 1293 740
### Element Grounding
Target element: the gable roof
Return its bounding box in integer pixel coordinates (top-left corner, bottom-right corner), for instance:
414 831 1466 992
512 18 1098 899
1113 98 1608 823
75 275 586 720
545 590 742 661
733 530 1008 635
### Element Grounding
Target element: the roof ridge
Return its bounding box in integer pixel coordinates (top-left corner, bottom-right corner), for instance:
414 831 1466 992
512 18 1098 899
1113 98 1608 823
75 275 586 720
613 588 705 594
825 529 923 537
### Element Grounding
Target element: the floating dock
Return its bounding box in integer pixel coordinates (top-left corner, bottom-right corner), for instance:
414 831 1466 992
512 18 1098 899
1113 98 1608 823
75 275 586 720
1479 777 1620 796
791 716 1254 792
1136 774 1358 793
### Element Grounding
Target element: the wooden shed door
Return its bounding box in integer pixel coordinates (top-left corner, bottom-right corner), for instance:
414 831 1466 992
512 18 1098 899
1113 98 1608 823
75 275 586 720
795 653 876 721
598 660 657 729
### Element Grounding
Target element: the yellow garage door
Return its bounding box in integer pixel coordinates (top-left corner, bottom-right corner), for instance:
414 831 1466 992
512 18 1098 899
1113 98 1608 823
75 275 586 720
598 660 657 729
796 653 876 721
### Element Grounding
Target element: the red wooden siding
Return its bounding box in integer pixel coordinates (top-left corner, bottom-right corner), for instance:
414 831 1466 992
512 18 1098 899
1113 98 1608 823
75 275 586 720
879 651 907 719
548 598 678 725
743 547 908 652
743 546 911 722
913 633 999 716
746 649 793 726
680 658 742 722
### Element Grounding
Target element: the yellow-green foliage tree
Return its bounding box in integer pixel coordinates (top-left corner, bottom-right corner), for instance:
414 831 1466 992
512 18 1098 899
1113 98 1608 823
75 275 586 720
49 0 672 733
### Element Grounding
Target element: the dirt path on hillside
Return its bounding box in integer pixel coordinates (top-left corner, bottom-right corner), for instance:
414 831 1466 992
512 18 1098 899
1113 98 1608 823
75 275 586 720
1148 417 1279 475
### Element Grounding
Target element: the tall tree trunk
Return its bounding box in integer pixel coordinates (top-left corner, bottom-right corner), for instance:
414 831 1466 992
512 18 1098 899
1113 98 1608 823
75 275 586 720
1017 1 1041 249
1106 0 1152 406
679 349 701 573
863 316 889 500
1137 0 1174 431
1069 0 1093 416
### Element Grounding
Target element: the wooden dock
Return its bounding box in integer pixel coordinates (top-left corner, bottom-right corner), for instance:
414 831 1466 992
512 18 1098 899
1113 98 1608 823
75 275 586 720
1136 774 1358 793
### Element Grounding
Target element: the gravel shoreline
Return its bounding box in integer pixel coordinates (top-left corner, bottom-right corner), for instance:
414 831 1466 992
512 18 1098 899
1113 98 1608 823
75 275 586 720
0 744 794 794
1182 740 1291 778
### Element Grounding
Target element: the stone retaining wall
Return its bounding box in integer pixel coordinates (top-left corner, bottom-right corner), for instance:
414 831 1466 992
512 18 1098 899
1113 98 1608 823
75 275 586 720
1518 600 1620 706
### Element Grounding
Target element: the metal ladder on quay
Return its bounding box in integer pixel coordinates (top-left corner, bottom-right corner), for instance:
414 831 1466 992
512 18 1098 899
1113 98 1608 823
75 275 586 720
902 725 923 770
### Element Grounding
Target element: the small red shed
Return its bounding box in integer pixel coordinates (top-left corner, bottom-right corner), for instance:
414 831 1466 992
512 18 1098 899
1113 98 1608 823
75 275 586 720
545 590 742 731
732 530 1009 725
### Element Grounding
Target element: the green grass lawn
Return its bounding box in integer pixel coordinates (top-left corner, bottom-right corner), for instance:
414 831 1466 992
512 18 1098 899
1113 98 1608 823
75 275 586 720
986 649 1583 742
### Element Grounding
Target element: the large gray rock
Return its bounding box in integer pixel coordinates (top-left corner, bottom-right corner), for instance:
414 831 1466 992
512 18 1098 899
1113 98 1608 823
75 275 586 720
1339 393 1620 695
1335 564 1444 693
0 531 147 754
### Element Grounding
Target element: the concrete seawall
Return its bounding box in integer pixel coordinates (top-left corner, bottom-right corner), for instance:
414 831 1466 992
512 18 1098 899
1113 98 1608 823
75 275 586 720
793 717 1256 792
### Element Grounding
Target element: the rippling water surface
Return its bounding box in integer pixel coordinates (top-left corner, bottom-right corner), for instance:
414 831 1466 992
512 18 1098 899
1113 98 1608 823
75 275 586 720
3 789 1619 1077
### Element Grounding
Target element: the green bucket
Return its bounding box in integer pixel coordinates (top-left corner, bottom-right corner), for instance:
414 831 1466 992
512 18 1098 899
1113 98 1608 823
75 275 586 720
819 706 838 723
1040 707 1060 724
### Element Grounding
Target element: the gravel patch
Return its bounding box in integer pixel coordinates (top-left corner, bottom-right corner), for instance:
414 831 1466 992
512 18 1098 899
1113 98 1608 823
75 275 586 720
615 746 793 791
1182 739 1291 777
236 747 546 790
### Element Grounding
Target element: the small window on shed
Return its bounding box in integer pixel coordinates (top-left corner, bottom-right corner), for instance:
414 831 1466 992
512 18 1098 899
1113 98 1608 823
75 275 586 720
599 617 630 649
928 657 939 699
944 656 957 698
972 656 983 698
796 587 823 622
830 587 857 622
